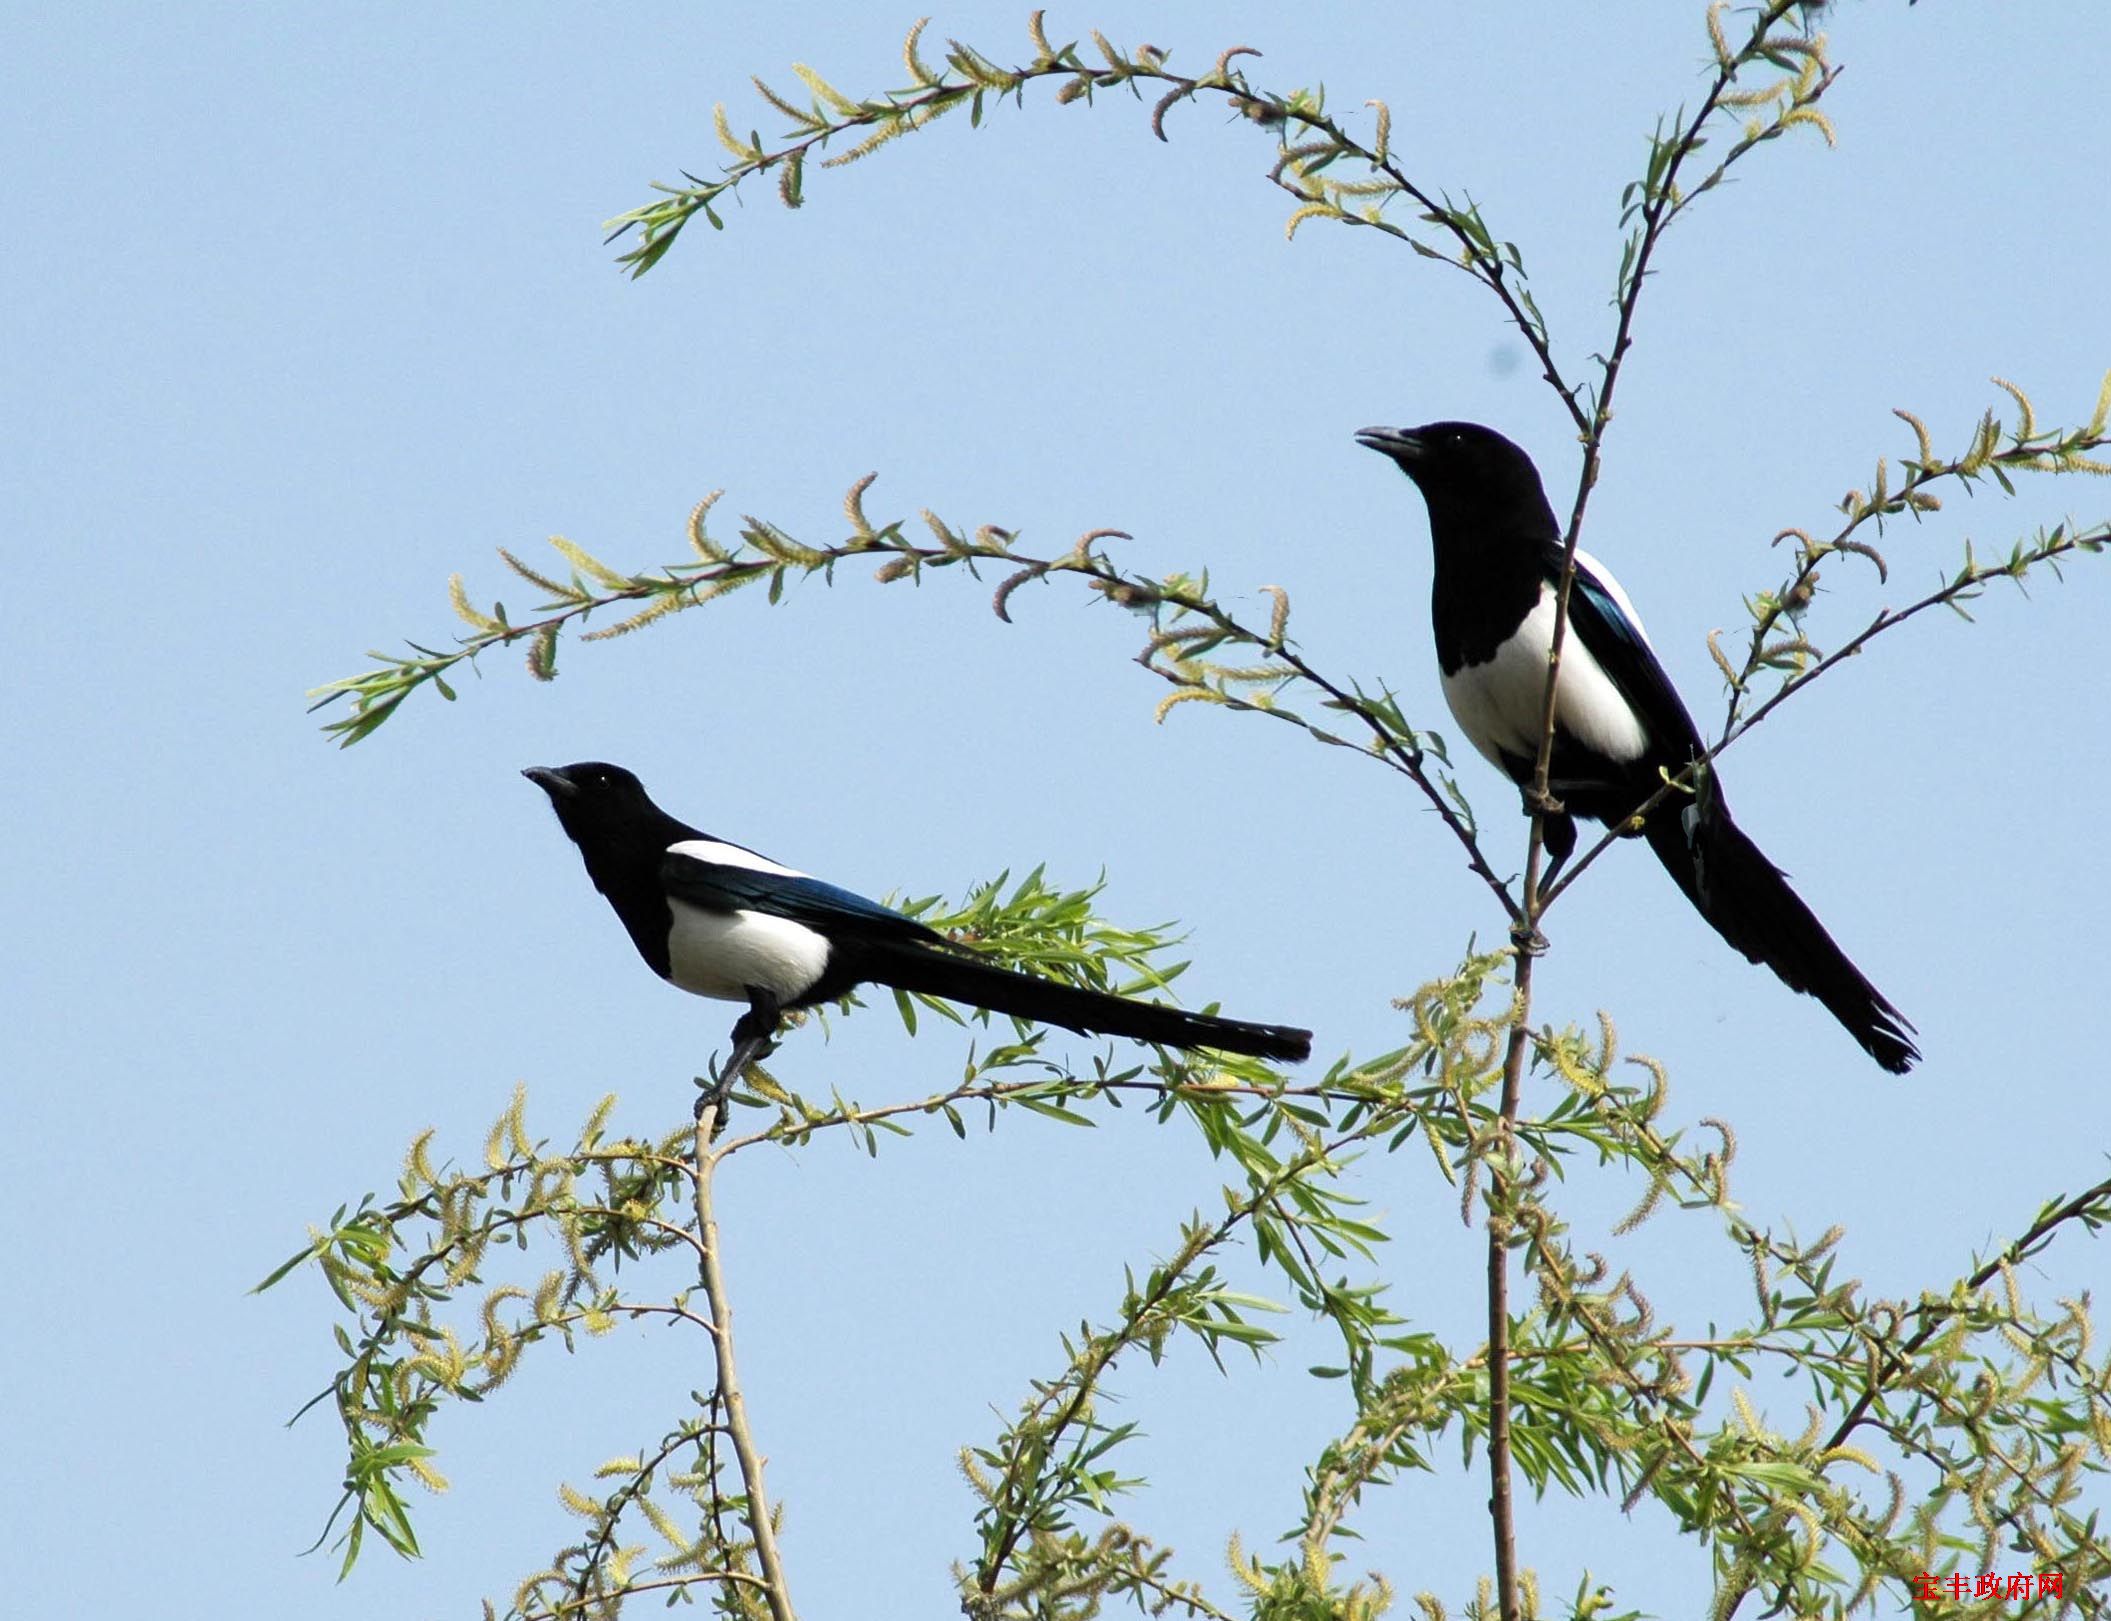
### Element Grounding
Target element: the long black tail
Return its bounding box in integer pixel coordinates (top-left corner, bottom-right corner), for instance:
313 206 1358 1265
865 942 1312 1064
1644 804 1918 1074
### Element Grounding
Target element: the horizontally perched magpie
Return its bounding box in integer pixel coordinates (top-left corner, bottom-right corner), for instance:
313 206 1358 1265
1355 421 1918 1074
524 764 1313 1095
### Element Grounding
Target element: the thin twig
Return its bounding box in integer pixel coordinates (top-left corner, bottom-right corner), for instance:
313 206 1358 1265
1483 948 1532 1621
1480 14 1815 1614
554 1414 733 1615
1715 1173 2111 1621
1129 596 1522 919
616 51 1590 423
542 1571 775 1615
1535 0 1811 820
972 1097 1418 1598
1818 1173 2111 1460
1537 515 2110 909
693 1101 797 1621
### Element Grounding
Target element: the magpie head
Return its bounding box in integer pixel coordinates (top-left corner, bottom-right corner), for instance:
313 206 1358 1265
1355 420 1558 540
523 761 682 857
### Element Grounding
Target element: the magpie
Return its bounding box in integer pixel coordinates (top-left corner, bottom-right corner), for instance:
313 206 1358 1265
1355 421 1918 1074
523 763 1313 1095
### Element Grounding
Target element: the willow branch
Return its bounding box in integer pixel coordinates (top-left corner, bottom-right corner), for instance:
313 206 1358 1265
1538 515 2111 909
1481 20 1822 1615
1819 1173 2111 1461
542 1572 774 1615
693 1101 796 1621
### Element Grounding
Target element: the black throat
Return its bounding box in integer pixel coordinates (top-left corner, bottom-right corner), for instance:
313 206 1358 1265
1424 503 1556 673
554 802 701 981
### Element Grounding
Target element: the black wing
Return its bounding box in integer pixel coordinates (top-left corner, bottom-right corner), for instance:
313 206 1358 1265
660 850 945 947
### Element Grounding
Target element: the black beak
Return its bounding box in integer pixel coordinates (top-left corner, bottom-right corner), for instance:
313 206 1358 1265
1354 425 1424 460
522 765 576 800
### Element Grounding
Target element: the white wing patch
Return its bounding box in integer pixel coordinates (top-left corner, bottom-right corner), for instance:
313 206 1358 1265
1441 582 1651 771
667 837 808 879
1573 549 1655 650
665 897 831 1003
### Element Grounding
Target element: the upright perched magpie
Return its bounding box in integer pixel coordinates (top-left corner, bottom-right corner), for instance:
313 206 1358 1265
524 764 1313 1090
1355 421 1918 1074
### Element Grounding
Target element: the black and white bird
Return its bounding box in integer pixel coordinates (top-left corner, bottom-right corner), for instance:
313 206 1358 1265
524 763 1313 1093
1355 421 1918 1074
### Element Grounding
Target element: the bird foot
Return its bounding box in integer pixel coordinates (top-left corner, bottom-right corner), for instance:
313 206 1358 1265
1509 920 1550 957
1524 787 1566 816
694 1024 780 1129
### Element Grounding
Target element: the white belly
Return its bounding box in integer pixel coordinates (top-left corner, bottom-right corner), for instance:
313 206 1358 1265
1442 583 1650 772
665 899 831 1003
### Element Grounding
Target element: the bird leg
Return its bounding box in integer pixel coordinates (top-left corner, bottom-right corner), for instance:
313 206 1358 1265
696 989 783 1130
1511 802 1574 956
1536 807 1578 891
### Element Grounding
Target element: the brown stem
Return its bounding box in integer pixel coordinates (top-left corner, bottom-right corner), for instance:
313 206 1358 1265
693 1102 797 1621
1484 945 1534 1621
1481 20 1809 1610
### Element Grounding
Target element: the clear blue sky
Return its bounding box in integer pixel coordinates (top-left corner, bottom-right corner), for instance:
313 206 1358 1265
7 4 2106 1616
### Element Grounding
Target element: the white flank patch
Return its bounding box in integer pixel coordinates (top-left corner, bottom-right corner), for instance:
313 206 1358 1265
667 837 809 878
1442 582 1651 770
665 898 831 1003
